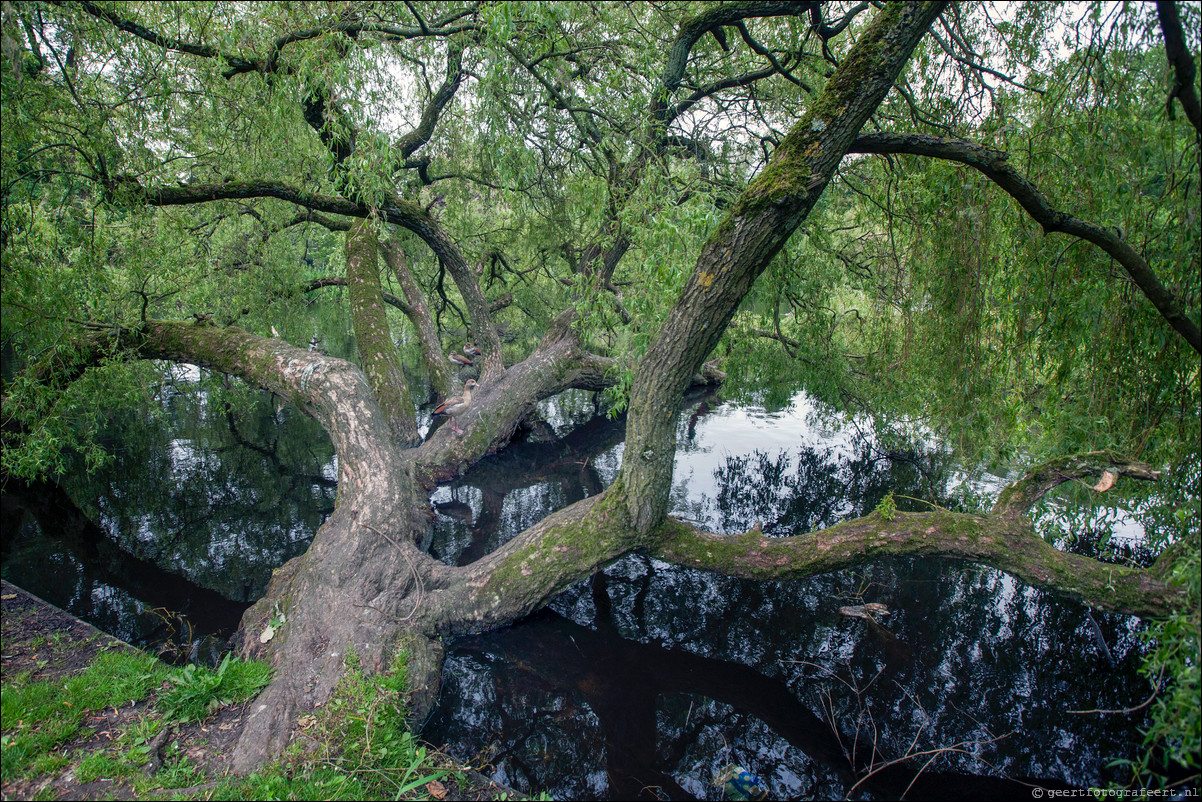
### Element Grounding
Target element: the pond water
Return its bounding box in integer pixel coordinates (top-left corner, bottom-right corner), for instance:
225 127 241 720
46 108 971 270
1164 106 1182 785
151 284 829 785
0 374 1156 799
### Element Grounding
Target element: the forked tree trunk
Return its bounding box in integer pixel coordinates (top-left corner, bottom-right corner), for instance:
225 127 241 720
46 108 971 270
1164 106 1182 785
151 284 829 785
94 2 1189 775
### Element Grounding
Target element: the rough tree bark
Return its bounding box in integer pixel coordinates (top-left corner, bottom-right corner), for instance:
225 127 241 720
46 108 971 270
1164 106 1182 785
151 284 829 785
344 221 420 445
1157 0 1202 139
47 1 1193 776
619 1 949 532
380 237 454 400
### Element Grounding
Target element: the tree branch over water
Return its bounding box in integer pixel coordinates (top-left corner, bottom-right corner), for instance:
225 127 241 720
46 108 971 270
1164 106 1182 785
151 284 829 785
850 132 1202 355
647 454 1183 619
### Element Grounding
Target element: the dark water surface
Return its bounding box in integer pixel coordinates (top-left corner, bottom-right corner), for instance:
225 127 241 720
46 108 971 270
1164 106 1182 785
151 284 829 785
0 374 1153 799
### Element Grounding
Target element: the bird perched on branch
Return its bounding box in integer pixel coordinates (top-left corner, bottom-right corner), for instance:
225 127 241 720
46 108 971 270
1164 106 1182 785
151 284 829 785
449 352 472 367
432 380 477 434
464 343 482 357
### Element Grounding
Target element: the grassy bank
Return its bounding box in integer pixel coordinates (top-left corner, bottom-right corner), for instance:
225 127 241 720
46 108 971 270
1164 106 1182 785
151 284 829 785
0 582 528 801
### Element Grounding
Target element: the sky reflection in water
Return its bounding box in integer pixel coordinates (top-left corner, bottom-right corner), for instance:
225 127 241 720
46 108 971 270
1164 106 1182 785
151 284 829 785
425 389 1150 800
0 384 1153 799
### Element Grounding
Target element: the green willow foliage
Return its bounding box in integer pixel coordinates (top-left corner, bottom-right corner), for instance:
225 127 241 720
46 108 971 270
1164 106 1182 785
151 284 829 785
0 0 1198 783
733 5 1200 477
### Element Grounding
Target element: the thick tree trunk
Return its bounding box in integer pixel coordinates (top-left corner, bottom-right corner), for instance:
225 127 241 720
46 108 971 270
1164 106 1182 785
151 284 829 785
31 1 1194 787
103 314 639 764
102 314 1185 774
344 221 420 445
91 2 1193 778
98 320 436 765
380 236 454 399
620 2 949 533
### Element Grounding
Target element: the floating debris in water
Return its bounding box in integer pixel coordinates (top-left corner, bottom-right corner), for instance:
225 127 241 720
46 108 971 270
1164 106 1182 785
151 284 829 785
714 764 769 801
838 602 891 621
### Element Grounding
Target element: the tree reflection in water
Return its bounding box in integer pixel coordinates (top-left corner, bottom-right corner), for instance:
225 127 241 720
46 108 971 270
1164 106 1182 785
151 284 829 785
0 383 1155 797
1 370 336 655
426 390 1149 800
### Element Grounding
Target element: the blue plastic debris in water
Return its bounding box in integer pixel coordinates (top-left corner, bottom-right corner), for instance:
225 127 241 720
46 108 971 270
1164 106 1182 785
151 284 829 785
715 764 769 801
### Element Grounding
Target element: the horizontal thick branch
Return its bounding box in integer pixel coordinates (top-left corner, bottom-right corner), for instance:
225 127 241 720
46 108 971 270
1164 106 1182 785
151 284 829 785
650 510 1184 619
648 452 1181 619
96 318 405 492
990 452 1161 520
850 132 1202 354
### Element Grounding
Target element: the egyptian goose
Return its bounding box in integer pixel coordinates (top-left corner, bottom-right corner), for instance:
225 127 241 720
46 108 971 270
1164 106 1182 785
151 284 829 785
464 343 482 357
449 352 473 367
432 380 477 434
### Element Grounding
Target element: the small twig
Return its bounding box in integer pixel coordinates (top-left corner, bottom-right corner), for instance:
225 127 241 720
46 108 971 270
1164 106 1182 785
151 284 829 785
900 751 943 800
1069 666 1165 715
891 494 951 513
787 660 859 694
846 732 1012 797
353 517 425 622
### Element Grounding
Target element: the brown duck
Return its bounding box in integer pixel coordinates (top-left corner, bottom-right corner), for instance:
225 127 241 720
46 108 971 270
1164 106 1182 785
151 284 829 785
432 380 477 434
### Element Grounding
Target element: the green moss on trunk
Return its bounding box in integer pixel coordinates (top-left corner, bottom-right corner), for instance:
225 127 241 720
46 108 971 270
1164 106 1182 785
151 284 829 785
344 221 419 446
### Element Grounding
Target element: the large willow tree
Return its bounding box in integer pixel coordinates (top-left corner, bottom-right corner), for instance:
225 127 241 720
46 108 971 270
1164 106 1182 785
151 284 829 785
2 0 1198 772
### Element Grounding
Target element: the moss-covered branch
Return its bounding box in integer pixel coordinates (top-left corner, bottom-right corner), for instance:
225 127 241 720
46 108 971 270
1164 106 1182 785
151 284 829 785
991 452 1162 520
419 488 641 639
647 458 1183 619
344 222 419 445
649 510 1183 619
620 2 948 534
413 310 598 481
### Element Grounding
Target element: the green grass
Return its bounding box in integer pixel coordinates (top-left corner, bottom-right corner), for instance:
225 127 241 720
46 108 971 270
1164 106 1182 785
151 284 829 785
0 649 169 780
159 652 273 723
75 749 136 783
3 642 507 800
150 741 205 790
210 647 452 801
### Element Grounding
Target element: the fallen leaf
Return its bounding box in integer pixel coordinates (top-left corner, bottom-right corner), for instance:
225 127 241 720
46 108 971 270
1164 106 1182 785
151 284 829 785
259 625 275 643
1 593 16 600
1092 469 1117 493
426 780 447 799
